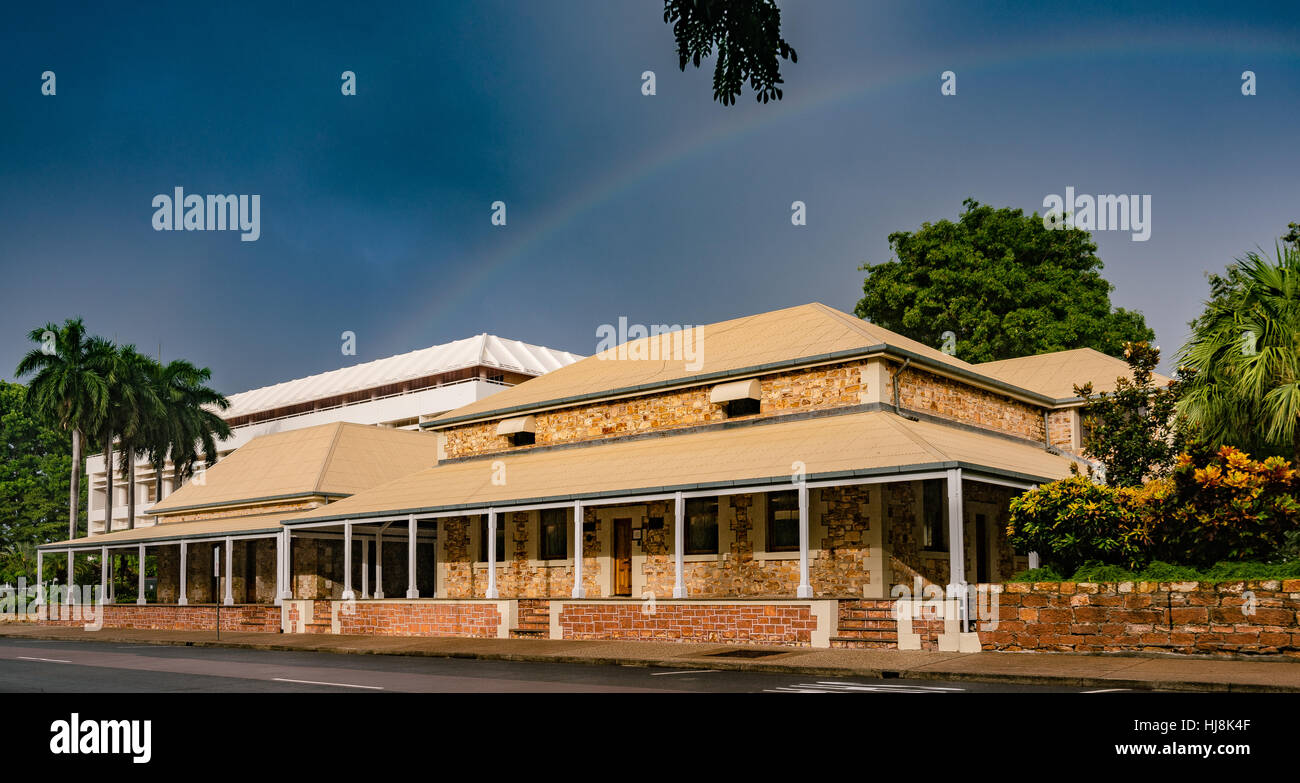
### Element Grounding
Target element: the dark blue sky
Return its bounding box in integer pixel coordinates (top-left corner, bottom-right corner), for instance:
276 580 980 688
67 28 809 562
2 1 1298 391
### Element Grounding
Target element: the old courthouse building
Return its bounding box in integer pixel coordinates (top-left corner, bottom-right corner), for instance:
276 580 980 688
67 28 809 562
38 303 1154 648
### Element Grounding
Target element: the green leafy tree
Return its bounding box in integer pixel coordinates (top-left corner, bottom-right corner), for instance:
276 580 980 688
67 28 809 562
1076 342 1184 487
1283 221 1299 249
1177 242 1300 463
663 0 797 105
0 380 85 584
856 199 1154 362
13 318 109 540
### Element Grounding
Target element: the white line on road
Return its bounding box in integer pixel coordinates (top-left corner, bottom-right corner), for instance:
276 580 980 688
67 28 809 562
15 656 72 663
272 677 383 690
650 670 718 676
1082 688 1131 693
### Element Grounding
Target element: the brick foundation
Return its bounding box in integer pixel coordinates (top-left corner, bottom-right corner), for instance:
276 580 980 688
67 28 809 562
335 600 509 638
39 603 281 632
552 599 837 647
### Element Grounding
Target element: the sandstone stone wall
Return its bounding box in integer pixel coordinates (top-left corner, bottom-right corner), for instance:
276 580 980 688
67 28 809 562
1047 408 1076 451
981 580 1300 656
896 365 1046 442
439 361 870 458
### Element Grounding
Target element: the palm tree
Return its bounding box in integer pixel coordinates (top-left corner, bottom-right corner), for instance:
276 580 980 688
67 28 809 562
14 319 110 540
1178 242 1300 462
144 359 231 502
111 347 164 531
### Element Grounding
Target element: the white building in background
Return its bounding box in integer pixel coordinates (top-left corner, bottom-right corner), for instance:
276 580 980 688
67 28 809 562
83 334 583 535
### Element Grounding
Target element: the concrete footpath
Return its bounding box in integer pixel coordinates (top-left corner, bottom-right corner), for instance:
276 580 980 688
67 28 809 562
2 623 1298 692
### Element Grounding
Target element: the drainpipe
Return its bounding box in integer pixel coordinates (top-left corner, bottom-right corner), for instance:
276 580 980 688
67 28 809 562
890 358 912 415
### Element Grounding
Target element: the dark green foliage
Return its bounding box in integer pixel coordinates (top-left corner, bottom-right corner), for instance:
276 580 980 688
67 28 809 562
663 0 797 105
856 199 1154 363
1176 241 1300 463
1009 566 1064 582
0 381 83 583
1076 342 1184 487
1006 475 1146 575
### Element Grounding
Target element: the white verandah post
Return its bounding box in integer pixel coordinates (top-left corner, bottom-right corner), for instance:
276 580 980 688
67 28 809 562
796 482 812 598
342 522 355 601
66 547 74 604
405 515 419 599
34 550 43 606
486 509 499 599
673 491 686 598
280 529 293 601
137 543 146 605
179 541 188 605
571 500 585 599
273 532 283 606
223 536 234 605
99 546 108 604
946 468 965 589
374 527 385 599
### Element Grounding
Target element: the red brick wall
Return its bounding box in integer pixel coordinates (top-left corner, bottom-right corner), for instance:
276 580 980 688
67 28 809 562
337 601 502 637
40 604 281 632
980 581 1300 657
558 602 819 646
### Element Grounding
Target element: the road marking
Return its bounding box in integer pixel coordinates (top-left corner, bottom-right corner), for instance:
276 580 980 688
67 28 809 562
1082 688 1131 693
16 656 72 664
764 681 965 694
650 670 718 676
272 677 383 690
816 680 963 691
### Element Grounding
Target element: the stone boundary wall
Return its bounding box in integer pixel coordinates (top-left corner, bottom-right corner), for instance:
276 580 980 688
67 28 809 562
38 603 281 632
334 599 512 639
979 580 1300 657
551 599 838 647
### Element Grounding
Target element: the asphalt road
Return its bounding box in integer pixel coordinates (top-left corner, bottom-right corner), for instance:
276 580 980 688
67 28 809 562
0 638 1114 693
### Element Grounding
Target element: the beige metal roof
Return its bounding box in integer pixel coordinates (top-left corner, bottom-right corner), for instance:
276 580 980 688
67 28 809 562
428 303 999 426
977 348 1173 399
149 422 440 515
287 411 1076 523
42 511 286 550
221 334 583 419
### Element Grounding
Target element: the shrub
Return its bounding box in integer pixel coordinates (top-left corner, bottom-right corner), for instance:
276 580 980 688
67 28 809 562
1133 561 1200 581
1143 446 1300 567
1008 566 1064 582
1069 561 1135 582
1007 475 1147 575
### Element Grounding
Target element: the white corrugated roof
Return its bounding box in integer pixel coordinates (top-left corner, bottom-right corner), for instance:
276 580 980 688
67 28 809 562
221 335 583 419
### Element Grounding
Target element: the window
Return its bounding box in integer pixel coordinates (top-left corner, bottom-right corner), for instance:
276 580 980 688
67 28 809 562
685 497 719 555
766 491 800 552
921 479 948 551
507 431 535 447
539 508 568 560
479 516 505 562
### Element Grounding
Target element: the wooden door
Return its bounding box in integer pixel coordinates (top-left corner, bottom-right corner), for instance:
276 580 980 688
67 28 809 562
613 518 632 596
